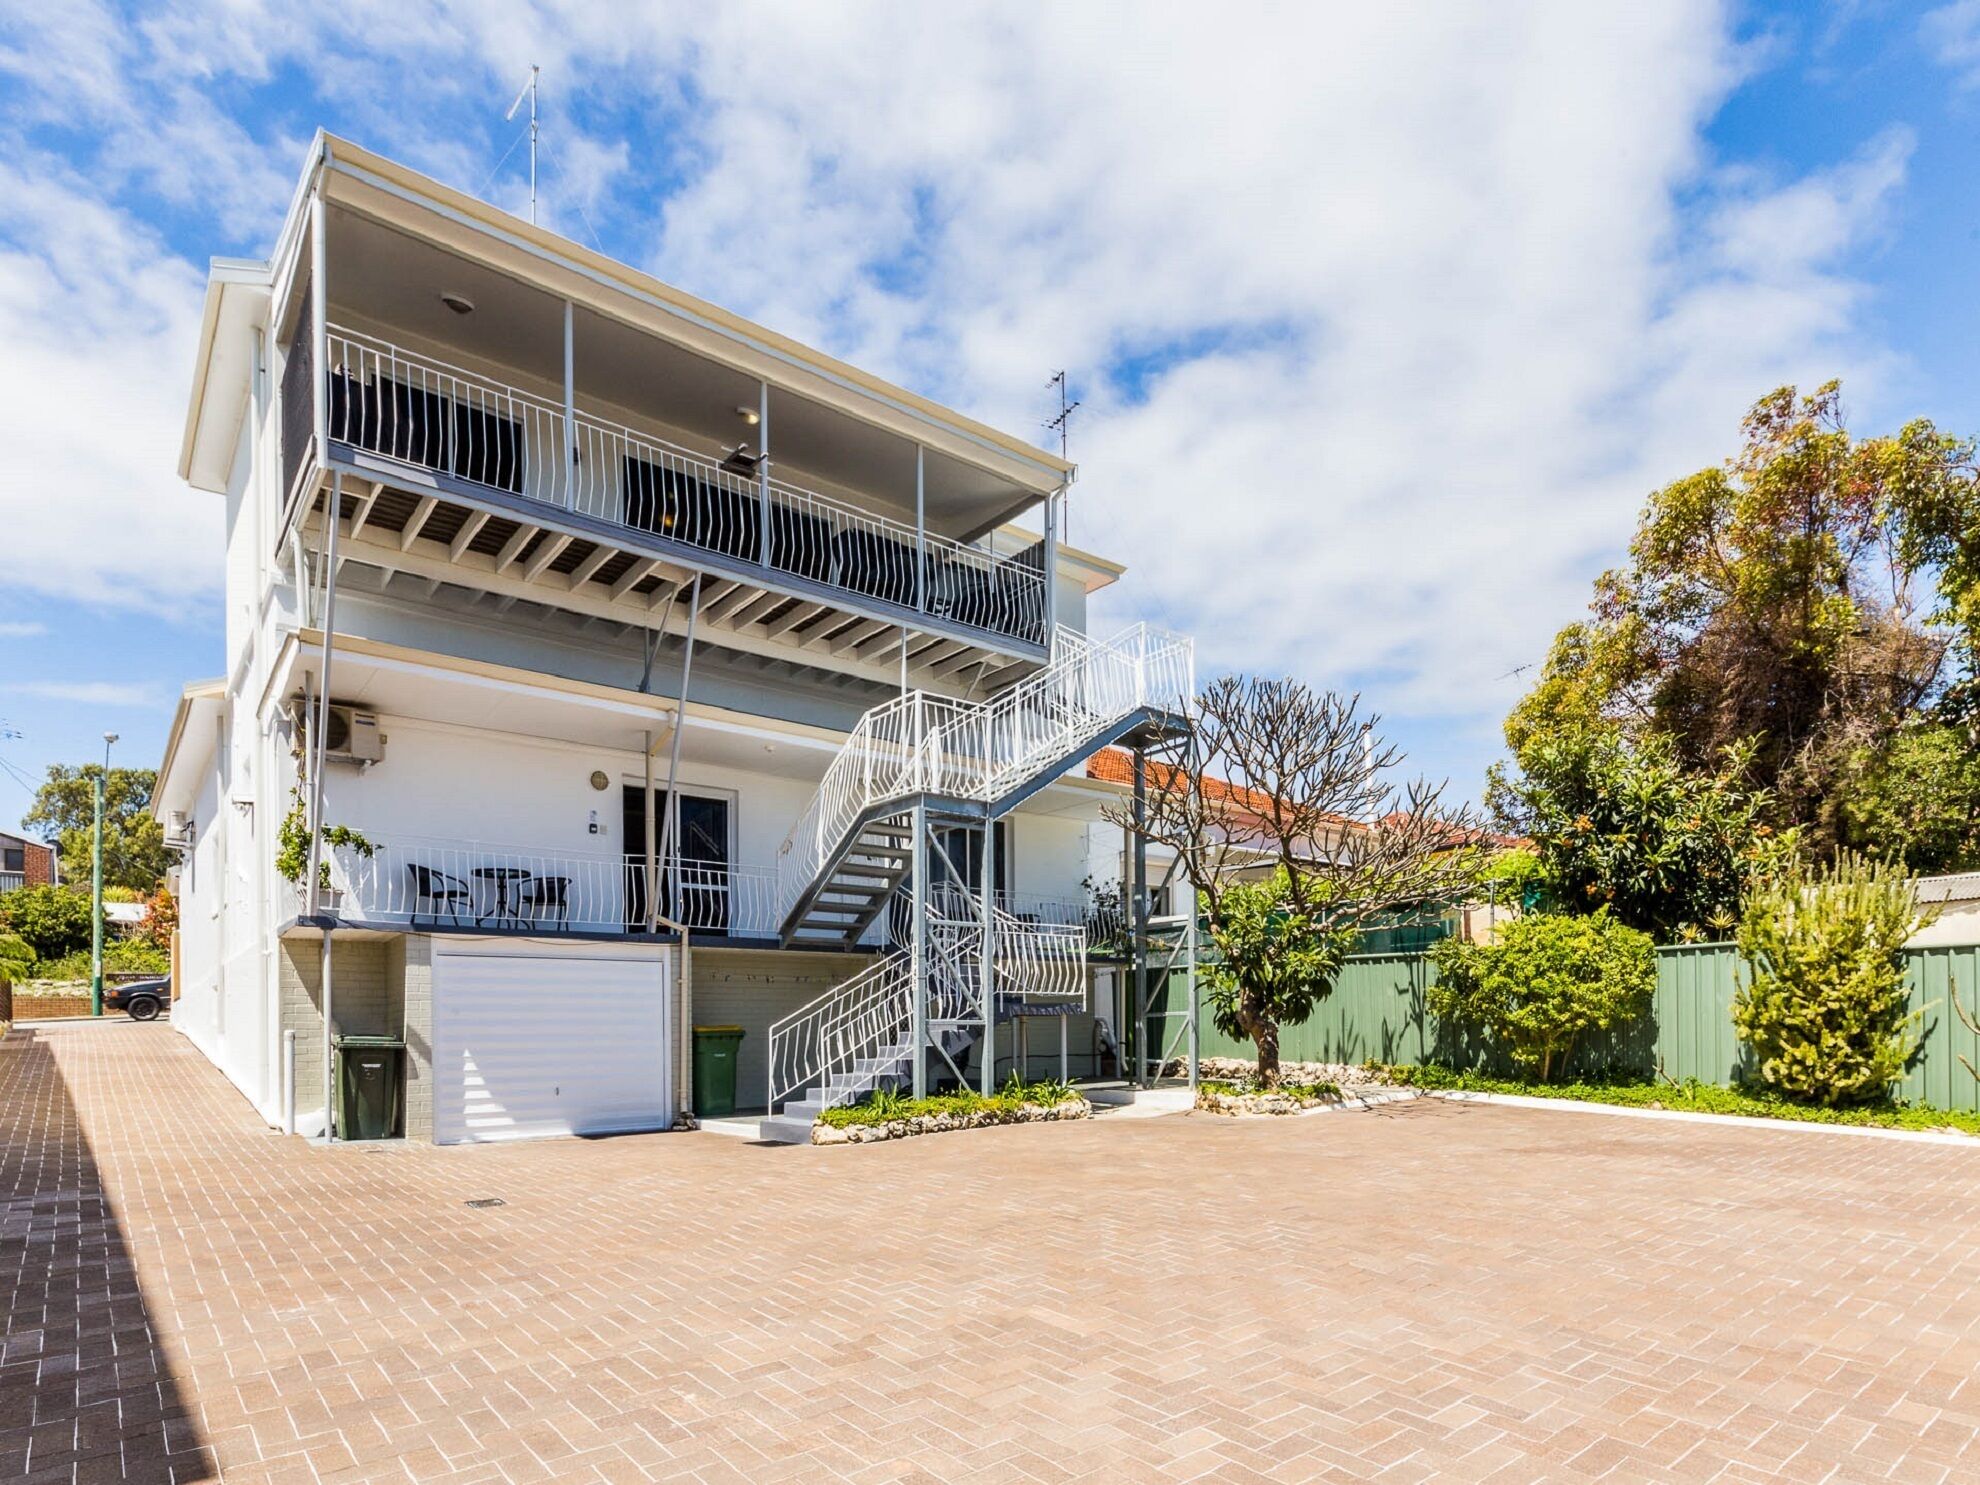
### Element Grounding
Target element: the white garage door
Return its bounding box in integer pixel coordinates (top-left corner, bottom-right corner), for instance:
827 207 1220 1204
433 941 671 1145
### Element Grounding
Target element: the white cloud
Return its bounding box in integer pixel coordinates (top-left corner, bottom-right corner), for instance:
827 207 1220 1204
0 0 1922 791
4 681 164 707
0 622 47 638
1924 0 1980 85
0 155 221 614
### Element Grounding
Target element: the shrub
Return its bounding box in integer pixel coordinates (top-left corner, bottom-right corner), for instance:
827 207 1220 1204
1487 729 1787 940
1733 850 1930 1106
1428 910 1656 1081
0 885 93 960
0 933 34 971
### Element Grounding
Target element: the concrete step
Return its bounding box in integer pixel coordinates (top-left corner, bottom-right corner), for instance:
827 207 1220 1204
756 1114 816 1144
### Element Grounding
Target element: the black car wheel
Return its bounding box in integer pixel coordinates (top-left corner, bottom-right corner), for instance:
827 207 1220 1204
126 996 161 1022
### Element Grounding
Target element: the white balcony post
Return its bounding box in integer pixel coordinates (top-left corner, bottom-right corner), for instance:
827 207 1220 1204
643 729 657 934
758 380 772 566
915 445 927 613
1043 484 1061 647
562 299 576 508
310 192 327 457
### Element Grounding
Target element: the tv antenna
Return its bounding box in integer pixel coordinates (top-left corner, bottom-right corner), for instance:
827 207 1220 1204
505 64 541 225
1045 370 1080 460
1045 370 1080 541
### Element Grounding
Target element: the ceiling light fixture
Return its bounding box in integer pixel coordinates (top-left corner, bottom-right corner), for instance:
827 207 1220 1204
440 292 475 316
736 406 760 426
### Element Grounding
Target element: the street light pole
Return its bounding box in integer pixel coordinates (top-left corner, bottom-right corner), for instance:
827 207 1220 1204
90 732 117 1018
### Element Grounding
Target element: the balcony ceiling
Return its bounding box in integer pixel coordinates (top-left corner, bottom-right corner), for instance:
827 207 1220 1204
284 632 845 782
327 210 1035 539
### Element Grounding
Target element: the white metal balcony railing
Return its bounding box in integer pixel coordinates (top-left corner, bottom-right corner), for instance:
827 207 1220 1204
777 621 1195 922
0 871 25 895
319 328 1048 645
314 837 883 941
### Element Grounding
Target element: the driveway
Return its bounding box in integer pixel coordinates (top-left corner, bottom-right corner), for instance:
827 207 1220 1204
6 1019 1980 1483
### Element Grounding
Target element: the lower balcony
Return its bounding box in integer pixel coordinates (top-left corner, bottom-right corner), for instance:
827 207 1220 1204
312 836 884 944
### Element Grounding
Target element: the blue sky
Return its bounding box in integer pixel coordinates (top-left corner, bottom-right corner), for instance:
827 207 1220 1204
3 0 1979 833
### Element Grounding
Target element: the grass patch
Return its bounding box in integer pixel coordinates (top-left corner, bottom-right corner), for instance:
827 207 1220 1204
1379 1064 1980 1137
818 1076 1083 1130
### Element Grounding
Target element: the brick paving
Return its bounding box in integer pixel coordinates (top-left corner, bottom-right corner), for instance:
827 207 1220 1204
8 1020 1980 1483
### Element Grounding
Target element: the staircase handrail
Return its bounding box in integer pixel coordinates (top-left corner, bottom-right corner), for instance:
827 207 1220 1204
776 623 1194 922
765 953 914 1114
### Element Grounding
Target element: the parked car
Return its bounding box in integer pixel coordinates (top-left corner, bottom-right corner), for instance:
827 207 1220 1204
104 977 169 1022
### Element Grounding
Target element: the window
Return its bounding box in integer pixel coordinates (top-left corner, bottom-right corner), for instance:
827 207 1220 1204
2 847 22 872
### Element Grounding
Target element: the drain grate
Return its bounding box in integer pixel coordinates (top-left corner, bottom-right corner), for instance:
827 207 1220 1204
464 1198 506 1209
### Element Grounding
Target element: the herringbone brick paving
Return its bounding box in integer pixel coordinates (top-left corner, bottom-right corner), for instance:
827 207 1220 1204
6 1019 1980 1482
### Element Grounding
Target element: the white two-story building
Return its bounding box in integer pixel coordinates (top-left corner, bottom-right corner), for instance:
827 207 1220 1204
157 133 1194 1145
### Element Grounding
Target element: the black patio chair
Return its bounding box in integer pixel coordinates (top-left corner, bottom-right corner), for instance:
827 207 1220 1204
518 874 571 928
407 863 472 926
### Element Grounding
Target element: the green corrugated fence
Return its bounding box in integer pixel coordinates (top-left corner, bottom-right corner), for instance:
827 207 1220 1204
1147 939 1980 1111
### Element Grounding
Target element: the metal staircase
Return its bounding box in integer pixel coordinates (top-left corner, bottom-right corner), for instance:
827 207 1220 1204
776 623 1194 946
758 893 1089 1142
758 624 1193 1138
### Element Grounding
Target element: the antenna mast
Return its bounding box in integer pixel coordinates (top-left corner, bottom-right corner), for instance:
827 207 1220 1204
505 64 541 226
1045 370 1080 540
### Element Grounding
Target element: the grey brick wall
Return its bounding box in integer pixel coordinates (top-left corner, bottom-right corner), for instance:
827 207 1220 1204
277 934 397 1126
691 949 881 1113
400 934 434 1140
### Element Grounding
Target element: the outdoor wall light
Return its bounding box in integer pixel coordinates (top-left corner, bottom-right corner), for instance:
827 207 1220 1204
736 405 760 425
440 292 476 315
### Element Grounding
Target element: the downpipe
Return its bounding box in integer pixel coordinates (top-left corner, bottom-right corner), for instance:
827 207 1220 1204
652 912 692 1126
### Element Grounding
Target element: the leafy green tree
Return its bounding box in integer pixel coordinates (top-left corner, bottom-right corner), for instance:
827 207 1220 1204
1835 724 1980 873
1507 382 1980 849
22 764 170 892
1429 911 1656 1081
1488 728 1785 941
0 884 94 961
1733 850 1929 1106
0 933 35 971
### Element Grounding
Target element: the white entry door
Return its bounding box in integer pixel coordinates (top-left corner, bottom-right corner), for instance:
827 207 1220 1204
433 940 671 1144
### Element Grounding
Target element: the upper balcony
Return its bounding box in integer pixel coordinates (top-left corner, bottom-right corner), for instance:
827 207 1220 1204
260 140 1080 696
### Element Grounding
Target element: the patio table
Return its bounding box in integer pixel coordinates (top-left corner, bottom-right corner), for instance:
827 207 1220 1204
472 866 531 928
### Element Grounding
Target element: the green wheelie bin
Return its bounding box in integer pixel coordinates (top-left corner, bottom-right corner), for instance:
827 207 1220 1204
334 1034 405 1140
693 1025 746 1117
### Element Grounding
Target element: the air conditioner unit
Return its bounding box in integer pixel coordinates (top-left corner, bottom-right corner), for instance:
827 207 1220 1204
296 704 385 765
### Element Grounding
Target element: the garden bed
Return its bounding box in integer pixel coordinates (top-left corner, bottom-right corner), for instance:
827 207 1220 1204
1190 1057 1399 1115
1383 1065 1980 1138
1195 1080 1345 1115
812 1083 1090 1144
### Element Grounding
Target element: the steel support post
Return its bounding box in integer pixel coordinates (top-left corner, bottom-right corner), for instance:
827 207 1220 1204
1132 748 1149 1086
980 815 996 1096
911 800 928 1098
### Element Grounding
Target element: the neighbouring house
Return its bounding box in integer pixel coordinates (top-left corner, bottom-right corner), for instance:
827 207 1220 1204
0 830 57 895
1913 872 1980 946
155 132 1196 1146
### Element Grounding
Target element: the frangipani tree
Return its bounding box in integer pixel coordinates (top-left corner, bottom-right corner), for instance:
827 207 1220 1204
1108 677 1490 1085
